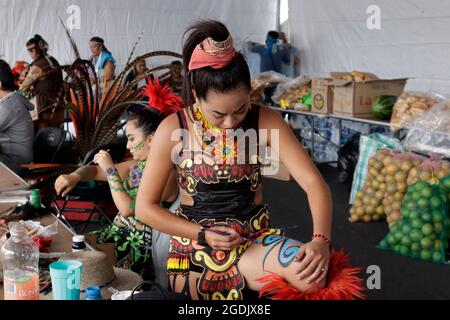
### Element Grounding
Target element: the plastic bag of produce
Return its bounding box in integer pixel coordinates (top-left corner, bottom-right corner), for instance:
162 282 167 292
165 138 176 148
383 152 426 227
390 91 443 132
251 71 289 104
349 133 404 204
378 180 449 264
403 100 450 158
350 149 393 223
439 174 450 241
407 155 450 186
271 75 311 106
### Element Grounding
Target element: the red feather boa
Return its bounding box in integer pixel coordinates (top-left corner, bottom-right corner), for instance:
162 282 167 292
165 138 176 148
141 77 183 116
256 249 366 300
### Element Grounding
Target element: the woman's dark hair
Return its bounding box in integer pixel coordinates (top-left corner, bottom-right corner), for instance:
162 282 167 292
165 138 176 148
267 31 279 40
90 36 111 54
0 60 16 90
126 107 163 137
181 20 251 110
26 34 48 56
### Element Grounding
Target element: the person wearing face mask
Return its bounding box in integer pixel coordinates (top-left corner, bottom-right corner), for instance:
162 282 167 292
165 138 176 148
19 34 64 129
135 20 365 301
54 77 182 282
247 31 290 74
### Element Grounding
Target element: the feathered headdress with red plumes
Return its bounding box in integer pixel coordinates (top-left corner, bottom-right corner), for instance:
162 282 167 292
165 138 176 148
141 76 184 117
257 249 366 300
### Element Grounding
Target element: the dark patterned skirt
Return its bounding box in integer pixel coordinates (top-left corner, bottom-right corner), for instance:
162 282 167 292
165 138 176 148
167 204 281 300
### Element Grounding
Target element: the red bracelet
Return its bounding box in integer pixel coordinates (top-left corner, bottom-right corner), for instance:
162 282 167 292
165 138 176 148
312 234 331 245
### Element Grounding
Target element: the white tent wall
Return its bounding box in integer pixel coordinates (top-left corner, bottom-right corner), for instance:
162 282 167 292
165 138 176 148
288 0 450 94
0 0 277 72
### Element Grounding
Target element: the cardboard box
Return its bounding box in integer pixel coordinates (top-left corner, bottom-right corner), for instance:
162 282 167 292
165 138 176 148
311 78 333 114
330 72 407 117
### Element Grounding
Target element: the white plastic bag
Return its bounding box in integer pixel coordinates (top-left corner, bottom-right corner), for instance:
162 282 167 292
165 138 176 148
403 100 450 158
271 75 311 105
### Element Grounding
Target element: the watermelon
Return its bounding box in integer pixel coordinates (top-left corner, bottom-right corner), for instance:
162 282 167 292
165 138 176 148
372 95 397 120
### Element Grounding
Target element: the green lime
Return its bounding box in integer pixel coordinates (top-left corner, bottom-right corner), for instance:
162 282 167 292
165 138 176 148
394 231 404 242
432 251 444 263
379 239 389 249
434 222 444 234
399 246 410 256
420 250 432 261
387 234 396 246
421 223 434 236
417 198 430 209
401 236 411 246
411 218 423 230
430 196 442 209
410 230 422 242
434 239 443 251
406 202 416 211
420 187 433 198
420 237 433 249
402 209 411 218
432 210 443 223
402 224 412 234
412 192 422 201
411 242 421 253
421 212 432 223
415 181 429 192
394 245 402 252
409 211 420 220
441 177 450 190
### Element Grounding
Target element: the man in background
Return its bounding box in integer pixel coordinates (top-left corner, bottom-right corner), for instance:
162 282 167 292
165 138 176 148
248 31 290 74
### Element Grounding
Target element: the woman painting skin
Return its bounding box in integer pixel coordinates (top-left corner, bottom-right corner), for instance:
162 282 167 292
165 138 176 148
135 20 364 300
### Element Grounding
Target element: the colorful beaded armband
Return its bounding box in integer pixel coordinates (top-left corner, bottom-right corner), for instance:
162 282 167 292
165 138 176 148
312 234 331 245
105 166 118 177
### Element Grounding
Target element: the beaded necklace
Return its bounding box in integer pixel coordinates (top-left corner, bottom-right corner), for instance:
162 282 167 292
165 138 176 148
193 105 238 163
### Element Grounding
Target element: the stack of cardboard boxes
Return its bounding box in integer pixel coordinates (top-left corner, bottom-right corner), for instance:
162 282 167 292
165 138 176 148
311 72 407 118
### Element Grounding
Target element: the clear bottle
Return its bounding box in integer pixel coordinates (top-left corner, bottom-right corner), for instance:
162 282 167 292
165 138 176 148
0 222 40 300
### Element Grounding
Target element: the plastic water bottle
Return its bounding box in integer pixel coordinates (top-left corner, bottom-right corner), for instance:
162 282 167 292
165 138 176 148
0 222 40 300
85 286 103 300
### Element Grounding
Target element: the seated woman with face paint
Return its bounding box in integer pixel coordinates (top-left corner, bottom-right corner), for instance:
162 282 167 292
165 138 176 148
135 20 365 300
54 78 182 281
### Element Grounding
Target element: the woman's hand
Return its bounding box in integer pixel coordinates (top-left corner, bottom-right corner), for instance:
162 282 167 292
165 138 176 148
293 238 330 284
54 174 80 197
204 226 243 251
93 150 114 172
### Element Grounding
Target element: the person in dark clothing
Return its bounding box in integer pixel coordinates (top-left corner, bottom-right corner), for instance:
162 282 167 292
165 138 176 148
123 58 151 91
0 60 34 173
20 34 64 129
168 60 183 96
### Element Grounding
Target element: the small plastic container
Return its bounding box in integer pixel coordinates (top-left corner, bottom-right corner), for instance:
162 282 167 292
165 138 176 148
85 286 103 300
72 235 87 252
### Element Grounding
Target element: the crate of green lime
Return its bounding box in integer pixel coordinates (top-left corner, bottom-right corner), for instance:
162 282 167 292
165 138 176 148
378 179 449 264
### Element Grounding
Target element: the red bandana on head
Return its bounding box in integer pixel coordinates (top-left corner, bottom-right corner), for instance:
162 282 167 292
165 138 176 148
188 35 237 71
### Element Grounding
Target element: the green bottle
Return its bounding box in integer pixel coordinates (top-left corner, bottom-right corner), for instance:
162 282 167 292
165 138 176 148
30 189 41 208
